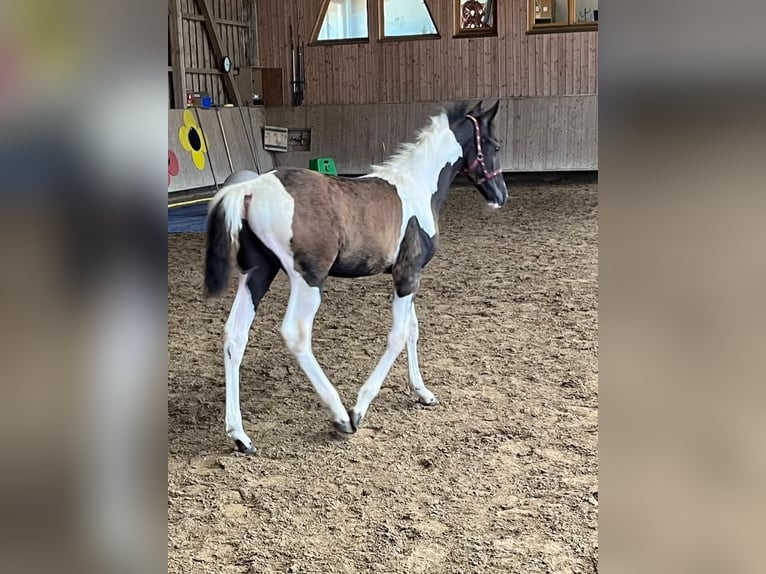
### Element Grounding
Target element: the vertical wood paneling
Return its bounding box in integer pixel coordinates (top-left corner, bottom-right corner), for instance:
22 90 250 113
558 36 566 95
589 33 598 93
565 33 574 94
535 36 543 96
371 0 596 102
497 1 508 96
199 21 208 73
170 0 253 107
542 35 550 96
172 0 597 110
526 33 534 96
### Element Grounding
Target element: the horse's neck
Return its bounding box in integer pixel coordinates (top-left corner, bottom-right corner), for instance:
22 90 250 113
371 114 464 227
430 161 462 223
400 136 463 203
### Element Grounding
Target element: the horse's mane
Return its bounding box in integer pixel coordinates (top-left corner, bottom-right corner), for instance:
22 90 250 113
446 102 470 126
371 104 468 174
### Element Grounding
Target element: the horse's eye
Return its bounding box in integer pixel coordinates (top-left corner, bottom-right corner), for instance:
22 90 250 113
494 146 500 152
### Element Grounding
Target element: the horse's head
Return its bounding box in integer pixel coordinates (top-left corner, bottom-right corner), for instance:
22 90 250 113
452 101 508 208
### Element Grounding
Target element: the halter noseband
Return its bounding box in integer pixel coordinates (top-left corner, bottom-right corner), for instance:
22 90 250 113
461 114 503 185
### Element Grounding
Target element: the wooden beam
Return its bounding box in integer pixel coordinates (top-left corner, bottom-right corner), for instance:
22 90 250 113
195 0 243 107
168 0 186 109
182 13 249 28
186 67 226 74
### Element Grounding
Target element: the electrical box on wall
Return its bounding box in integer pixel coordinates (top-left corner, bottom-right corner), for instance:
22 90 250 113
288 129 311 152
263 126 288 152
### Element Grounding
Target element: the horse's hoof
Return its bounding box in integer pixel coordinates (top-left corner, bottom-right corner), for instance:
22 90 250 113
349 408 364 430
333 419 356 435
418 395 439 407
234 439 257 455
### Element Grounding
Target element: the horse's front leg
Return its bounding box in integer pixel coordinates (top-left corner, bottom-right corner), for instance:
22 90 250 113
406 302 439 406
350 293 414 429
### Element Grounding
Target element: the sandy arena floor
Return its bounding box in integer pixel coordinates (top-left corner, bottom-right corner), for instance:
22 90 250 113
168 180 598 573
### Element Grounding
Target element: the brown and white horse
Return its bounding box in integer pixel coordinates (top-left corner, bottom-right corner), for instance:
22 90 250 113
205 101 507 453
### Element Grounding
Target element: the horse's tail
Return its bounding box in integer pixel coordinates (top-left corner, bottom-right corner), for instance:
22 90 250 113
204 182 251 296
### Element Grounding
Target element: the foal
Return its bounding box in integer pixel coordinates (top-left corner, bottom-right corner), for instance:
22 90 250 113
205 101 507 453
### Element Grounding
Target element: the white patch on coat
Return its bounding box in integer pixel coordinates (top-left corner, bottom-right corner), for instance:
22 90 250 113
365 112 462 257
208 171 296 269
208 174 257 249
243 172 297 270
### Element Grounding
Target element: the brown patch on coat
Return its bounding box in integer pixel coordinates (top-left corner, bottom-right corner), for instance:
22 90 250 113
274 168 403 286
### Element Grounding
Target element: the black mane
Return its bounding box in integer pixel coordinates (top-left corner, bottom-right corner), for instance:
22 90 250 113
446 102 470 127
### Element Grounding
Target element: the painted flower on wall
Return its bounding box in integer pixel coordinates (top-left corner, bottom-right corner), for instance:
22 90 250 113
168 149 179 186
179 109 208 170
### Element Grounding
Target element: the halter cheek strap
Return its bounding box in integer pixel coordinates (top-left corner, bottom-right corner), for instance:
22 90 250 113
462 114 503 185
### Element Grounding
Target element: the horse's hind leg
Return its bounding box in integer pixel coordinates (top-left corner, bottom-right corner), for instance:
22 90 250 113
280 273 353 433
224 262 279 454
406 302 439 406
223 274 256 452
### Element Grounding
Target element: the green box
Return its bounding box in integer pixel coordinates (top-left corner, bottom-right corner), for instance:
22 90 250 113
309 157 337 175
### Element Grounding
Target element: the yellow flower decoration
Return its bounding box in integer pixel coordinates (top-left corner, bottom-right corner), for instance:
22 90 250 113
179 110 208 170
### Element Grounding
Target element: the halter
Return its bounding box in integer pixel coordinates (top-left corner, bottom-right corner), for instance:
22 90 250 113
461 114 503 185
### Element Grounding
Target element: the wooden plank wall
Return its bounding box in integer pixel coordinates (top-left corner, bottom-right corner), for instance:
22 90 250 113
169 0 255 107
265 96 598 173
169 107 273 192
257 0 598 106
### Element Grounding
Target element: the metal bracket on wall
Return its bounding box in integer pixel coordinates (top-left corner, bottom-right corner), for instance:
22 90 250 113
288 129 311 151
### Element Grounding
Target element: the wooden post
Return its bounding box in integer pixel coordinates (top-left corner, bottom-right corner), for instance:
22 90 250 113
196 0 243 107
168 0 186 109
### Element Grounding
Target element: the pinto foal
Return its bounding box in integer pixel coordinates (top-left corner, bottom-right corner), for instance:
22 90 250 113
205 101 507 453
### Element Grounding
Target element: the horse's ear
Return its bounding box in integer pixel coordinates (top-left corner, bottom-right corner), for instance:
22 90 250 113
469 100 483 116
483 100 500 124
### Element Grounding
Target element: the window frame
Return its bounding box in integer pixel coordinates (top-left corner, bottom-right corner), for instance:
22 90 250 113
377 0 441 43
454 0 498 38
310 0 372 46
527 0 598 34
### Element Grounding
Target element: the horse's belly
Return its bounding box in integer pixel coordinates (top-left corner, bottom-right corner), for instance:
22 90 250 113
329 246 393 278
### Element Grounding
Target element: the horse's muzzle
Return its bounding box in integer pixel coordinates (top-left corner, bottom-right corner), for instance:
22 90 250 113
492 185 508 207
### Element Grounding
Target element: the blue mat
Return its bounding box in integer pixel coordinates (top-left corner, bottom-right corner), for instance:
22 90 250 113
168 202 208 233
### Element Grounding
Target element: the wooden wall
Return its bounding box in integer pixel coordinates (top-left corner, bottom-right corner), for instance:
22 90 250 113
168 0 599 175
169 107 273 192
257 0 598 106
265 96 597 173
168 0 255 107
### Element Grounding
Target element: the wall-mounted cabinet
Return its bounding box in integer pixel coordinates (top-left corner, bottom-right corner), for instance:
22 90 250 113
236 67 284 106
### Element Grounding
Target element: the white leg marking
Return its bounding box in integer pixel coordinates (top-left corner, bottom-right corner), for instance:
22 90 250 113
224 274 256 451
406 303 438 405
280 274 351 426
352 294 414 423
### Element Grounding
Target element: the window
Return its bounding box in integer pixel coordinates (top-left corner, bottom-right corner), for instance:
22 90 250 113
380 0 438 40
454 0 497 37
313 0 369 43
529 0 597 33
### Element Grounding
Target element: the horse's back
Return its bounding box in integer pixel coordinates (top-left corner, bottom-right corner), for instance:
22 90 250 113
223 170 260 186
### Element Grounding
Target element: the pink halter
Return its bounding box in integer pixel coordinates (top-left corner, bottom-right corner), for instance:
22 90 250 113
461 114 503 185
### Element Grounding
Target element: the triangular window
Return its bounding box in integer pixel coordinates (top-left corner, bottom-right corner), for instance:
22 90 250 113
381 0 439 38
314 0 369 43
